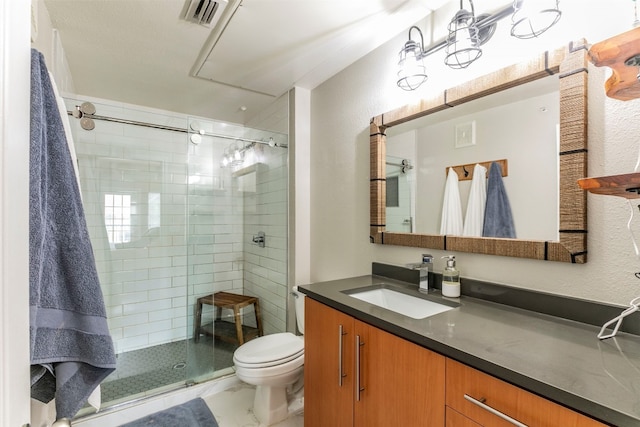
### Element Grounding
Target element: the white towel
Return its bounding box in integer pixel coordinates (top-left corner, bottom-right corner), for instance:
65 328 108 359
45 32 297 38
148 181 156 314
463 164 487 237
440 168 463 235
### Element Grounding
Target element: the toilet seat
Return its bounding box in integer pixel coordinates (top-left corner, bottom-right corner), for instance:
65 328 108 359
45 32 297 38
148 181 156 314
233 332 304 368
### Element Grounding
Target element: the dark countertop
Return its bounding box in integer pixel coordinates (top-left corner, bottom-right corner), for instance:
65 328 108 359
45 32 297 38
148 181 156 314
299 275 640 427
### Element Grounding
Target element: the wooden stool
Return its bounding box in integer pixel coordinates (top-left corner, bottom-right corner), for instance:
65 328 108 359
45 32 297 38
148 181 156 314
194 292 263 345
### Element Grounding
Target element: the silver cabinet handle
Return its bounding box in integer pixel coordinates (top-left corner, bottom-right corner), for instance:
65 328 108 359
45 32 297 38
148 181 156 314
355 335 365 401
338 324 347 386
464 394 528 427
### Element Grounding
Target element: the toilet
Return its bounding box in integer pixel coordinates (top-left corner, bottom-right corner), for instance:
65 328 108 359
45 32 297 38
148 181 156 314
233 286 305 425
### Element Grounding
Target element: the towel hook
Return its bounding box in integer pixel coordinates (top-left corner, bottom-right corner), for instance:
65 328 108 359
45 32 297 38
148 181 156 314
462 165 469 177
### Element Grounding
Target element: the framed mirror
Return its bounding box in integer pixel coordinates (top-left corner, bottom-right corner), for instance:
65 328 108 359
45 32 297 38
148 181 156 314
369 40 588 263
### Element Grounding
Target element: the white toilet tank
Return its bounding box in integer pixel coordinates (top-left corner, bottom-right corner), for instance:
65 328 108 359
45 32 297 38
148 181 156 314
292 286 305 334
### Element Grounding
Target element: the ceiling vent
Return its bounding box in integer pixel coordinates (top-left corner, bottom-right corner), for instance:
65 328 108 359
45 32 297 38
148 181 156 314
183 0 229 27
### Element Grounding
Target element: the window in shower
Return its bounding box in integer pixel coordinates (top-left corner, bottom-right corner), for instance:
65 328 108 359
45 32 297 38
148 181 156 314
104 193 132 244
147 192 161 231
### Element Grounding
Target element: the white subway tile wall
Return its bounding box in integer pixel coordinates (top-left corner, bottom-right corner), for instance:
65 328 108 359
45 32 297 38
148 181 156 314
65 96 288 354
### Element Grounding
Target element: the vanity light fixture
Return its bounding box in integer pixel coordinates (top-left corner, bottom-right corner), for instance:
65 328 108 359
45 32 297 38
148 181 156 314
511 0 561 39
396 0 562 90
397 26 429 90
444 0 483 69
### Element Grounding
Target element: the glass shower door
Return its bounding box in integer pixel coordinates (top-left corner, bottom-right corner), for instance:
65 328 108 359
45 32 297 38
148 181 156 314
68 97 192 408
185 117 290 385
184 119 242 383
67 93 289 412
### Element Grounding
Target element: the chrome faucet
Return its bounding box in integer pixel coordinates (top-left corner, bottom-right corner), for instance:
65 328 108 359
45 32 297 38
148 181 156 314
407 254 433 293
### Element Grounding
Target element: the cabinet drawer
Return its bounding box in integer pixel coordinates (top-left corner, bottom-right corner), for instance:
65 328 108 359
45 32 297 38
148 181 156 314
446 359 606 427
446 406 482 427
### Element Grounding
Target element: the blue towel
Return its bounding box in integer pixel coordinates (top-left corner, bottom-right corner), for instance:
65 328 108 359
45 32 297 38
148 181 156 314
482 162 516 238
29 49 116 419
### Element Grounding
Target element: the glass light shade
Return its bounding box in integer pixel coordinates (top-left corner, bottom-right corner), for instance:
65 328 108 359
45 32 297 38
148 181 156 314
444 9 482 69
228 140 244 166
397 40 428 91
511 0 561 39
221 146 231 167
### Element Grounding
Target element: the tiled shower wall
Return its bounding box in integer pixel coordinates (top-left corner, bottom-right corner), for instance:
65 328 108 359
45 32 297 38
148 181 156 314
65 96 288 354
242 144 288 335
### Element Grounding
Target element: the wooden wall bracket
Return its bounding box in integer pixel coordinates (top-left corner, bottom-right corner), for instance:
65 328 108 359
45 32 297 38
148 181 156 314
588 26 640 101
446 159 508 181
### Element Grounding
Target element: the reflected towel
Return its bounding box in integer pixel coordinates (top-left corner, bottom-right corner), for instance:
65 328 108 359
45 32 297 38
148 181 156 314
463 164 487 237
482 162 516 238
440 168 463 235
29 49 115 420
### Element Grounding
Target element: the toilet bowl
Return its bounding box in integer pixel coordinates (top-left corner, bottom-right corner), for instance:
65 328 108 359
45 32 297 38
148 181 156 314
233 286 305 426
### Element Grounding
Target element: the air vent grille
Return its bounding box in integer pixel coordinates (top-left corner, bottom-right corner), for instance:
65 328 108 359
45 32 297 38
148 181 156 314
184 0 228 27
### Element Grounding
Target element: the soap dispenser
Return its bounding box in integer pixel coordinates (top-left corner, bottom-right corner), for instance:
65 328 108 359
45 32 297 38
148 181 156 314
441 255 460 298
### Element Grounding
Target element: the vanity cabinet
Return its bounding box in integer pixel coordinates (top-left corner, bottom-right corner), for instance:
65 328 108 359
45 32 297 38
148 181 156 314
304 298 445 427
445 359 607 427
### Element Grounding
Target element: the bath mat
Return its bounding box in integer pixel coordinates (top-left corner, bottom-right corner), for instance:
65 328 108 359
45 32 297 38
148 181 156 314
119 398 218 427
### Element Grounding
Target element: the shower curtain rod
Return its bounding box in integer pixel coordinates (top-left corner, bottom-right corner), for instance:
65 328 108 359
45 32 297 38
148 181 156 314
66 110 287 147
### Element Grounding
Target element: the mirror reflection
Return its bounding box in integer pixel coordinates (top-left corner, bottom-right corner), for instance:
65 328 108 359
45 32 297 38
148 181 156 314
385 75 559 241
370 42 589 263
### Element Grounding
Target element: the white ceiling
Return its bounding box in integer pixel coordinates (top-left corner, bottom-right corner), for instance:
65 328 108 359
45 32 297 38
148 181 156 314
43 0 451 124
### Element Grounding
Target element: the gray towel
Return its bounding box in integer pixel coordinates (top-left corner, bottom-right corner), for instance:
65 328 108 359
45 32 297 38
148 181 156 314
29 49 116 419
482 162 516 238
119 398 219 427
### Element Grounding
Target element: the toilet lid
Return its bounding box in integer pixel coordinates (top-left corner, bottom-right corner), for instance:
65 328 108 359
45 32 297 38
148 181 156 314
234 332 304 367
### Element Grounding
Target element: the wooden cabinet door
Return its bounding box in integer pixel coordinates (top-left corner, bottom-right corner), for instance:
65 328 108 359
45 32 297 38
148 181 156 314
304 298 354 427
446 359 607 427
354 320 445 427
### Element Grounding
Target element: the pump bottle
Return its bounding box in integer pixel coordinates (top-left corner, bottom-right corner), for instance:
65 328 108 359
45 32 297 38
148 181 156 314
441 255 460 298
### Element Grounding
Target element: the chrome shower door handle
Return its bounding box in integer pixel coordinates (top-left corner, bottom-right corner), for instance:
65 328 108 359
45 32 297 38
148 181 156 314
355 335 365 401
338 324 347 386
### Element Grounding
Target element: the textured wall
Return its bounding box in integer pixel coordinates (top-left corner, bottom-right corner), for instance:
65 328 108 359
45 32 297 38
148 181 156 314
310 1 640 305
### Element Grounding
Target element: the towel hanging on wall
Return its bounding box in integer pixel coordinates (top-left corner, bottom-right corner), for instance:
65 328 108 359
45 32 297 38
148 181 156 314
463 164 487 237
29 49 116 420
482 162 516 238
440 167 464 235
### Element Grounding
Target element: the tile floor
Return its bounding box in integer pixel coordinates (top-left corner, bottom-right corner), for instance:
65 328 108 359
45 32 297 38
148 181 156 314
204 382 304 427
72 376 304 427
71 332 305 426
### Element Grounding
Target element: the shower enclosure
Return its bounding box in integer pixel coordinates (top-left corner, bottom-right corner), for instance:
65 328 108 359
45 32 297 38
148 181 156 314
385 155 414 233
65 96 289 411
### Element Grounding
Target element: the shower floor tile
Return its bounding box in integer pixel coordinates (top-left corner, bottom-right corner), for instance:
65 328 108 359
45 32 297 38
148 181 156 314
102 336 237 405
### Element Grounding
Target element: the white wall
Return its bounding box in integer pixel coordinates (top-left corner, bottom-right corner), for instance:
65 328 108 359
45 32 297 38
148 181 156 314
310 0 640 305
31 0 74 92
1 0 31 425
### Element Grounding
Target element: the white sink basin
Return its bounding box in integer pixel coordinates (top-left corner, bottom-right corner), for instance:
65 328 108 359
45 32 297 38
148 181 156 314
347 287 455 319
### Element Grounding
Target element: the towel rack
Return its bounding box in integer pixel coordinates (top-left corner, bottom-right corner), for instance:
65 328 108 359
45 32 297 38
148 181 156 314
446 159 508 181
